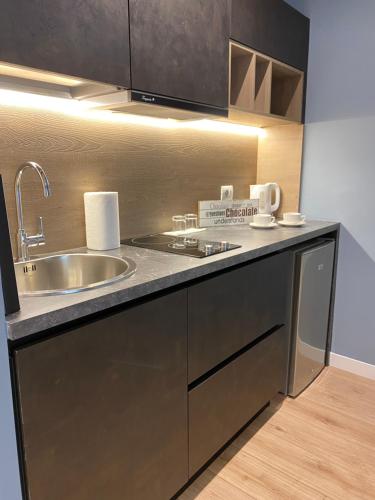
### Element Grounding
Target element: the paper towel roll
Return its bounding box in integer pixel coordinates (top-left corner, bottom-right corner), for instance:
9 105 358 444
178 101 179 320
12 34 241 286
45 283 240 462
84 192 120 250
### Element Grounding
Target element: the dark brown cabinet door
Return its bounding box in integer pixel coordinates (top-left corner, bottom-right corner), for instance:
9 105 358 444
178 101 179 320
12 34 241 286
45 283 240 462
0 0 131 87
231 0 310 72
14 290 188 500
129 0 230 108
189 327 287 475
188 252 292 383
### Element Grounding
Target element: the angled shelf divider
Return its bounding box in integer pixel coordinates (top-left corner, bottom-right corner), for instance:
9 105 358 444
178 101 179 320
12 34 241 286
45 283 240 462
271 62 303 122
254 55 271 114
229 43 255 110
228 41 304 127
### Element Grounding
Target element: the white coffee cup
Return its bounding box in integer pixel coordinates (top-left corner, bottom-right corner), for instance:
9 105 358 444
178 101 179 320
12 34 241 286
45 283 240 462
283 212 306 223
253 213 276 225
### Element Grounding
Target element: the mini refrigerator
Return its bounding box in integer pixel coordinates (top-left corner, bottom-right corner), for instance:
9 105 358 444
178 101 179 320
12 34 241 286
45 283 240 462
288 239 335 397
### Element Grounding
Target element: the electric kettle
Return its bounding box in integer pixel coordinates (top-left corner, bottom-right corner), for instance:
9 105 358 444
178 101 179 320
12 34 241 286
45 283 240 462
250 183 281 214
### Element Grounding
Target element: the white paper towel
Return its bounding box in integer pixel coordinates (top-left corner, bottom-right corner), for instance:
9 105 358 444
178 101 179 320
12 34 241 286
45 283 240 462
84 192 120 250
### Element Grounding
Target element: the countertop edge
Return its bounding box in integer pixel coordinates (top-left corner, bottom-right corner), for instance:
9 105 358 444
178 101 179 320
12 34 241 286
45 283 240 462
7 222 340 341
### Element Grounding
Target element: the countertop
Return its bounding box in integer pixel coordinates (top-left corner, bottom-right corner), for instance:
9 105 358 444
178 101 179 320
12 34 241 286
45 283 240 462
6 220 339 341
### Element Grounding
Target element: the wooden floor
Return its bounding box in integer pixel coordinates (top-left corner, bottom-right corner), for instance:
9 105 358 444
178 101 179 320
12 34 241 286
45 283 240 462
179 367 375 500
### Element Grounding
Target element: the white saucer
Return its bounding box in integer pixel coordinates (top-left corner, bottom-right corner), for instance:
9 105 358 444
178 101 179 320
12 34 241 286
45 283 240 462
278 220 306 227
250 222 278 229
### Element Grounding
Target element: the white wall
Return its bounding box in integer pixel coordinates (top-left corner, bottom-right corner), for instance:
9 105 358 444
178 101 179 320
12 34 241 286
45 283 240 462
0 276 22 500
286 0 375 365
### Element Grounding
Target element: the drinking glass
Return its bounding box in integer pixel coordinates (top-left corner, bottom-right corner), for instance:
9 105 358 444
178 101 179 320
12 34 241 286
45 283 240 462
184 214 198 231
172 215 186 248
184 213 198 245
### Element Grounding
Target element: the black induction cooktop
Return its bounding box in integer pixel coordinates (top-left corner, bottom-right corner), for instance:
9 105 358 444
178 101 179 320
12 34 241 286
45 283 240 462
121 234 241 258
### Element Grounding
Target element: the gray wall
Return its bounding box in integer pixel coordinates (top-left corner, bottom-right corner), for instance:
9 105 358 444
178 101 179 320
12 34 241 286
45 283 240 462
0 278 22 500
286 0 375 365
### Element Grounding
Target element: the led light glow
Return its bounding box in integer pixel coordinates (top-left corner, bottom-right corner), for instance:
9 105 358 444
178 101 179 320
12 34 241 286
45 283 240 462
0 88 265 136
0 63 83 86
0 88 95 114
182 119 266 137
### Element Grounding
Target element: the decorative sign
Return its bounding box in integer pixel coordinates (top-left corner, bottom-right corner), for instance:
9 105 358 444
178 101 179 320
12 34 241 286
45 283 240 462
198 199 259 227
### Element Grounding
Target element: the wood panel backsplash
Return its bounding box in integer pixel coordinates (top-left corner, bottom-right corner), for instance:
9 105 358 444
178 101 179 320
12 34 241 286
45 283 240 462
257 123 303 215
0 106 258 256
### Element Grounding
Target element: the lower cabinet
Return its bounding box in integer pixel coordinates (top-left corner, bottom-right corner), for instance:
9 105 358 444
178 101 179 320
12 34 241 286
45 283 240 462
189 327 287 476
14 290 188 500
13 251 293 498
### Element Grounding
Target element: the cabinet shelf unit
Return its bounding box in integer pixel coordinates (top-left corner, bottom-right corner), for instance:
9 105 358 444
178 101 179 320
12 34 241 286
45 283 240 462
271 61 303 121
229 41 304 126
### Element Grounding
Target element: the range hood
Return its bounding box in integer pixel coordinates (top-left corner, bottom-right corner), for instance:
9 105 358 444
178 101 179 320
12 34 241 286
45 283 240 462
0 62 228 121
72 85 228 120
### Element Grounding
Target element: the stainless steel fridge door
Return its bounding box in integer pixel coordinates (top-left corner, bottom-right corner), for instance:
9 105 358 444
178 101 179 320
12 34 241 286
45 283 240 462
289 240 335 397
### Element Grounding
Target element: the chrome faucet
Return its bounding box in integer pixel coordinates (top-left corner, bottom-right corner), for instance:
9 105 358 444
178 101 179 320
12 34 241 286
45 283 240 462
15 161 51 262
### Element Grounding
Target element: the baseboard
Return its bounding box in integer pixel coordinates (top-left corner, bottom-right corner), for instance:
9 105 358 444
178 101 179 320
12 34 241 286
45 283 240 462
329 352 375 380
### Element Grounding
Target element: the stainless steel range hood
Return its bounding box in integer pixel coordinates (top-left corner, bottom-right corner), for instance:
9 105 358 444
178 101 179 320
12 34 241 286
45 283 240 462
72 85 228 120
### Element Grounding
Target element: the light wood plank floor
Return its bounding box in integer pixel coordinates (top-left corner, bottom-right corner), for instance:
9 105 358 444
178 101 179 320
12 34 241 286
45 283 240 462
179 367 375 500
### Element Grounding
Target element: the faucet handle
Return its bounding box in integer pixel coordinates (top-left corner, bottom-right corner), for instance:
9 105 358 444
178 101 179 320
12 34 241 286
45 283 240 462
36 216 46 246
38 216 45 238
27 217 46 248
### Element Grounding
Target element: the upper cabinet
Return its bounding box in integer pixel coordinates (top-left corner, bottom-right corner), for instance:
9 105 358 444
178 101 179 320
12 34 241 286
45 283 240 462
0 0 131 87
0 0 309 122
230 0 310 72
129 0 230 109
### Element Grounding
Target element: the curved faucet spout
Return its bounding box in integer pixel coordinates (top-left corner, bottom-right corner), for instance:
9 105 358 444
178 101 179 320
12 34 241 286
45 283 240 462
14 161 51 261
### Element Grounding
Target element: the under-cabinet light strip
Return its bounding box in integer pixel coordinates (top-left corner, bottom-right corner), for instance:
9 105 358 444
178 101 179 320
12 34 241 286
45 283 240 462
0 88 265 137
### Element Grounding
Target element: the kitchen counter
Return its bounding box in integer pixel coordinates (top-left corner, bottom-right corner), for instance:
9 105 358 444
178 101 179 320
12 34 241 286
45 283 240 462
6 220 339 341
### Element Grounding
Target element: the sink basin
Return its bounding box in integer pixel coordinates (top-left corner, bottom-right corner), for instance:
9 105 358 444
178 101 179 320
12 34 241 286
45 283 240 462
14 253 137 297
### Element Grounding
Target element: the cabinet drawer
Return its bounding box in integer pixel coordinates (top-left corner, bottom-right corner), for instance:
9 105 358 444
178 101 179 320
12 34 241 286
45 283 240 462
188 252 291 382
189 327 286 476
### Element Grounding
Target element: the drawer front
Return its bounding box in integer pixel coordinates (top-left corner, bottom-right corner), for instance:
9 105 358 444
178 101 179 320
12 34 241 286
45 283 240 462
188 252 291 382
189 327 286 476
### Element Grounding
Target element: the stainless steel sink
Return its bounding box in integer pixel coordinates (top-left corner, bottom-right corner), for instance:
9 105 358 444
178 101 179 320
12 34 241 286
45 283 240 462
14 253 137 296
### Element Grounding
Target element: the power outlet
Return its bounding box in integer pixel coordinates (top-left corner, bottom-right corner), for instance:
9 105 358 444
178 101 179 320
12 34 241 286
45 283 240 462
221 185 233 201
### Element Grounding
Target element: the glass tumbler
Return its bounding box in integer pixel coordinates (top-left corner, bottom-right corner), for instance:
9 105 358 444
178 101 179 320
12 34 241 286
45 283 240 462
185 214 198 231
185 213 198 245
172 215 186 248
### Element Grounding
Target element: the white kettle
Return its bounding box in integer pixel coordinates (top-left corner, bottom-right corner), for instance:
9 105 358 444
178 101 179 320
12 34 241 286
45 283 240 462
250 183 281 214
